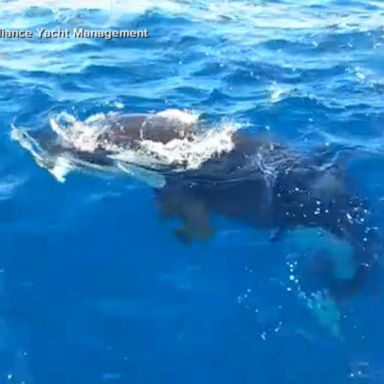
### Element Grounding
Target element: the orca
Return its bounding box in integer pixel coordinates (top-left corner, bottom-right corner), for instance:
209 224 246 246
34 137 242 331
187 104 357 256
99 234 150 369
12 112 381 300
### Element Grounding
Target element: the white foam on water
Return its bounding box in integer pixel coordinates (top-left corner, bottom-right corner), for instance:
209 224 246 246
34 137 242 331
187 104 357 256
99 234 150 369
49 112 109 153
11 124 76 182
0 0 183 15
11 125 45 164
138 120 237 170
2 0 384 33
269 83 292 104
12 109 239 183
154 108 199 126
194 1 384 32
49 109 237 171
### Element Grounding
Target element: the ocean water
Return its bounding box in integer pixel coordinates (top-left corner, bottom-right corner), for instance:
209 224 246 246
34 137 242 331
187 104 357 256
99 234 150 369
1 1 384 383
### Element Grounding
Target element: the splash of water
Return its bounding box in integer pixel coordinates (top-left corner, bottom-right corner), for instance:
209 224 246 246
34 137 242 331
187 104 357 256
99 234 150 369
11 109 239 183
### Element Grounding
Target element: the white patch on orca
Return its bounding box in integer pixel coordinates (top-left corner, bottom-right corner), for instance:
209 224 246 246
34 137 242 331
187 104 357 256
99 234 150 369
108 149 167 171
48 155 73 183
116 162 166 189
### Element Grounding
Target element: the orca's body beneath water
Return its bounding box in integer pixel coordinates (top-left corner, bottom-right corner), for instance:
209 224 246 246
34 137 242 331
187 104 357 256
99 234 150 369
13 112 380 300
156 132 379 298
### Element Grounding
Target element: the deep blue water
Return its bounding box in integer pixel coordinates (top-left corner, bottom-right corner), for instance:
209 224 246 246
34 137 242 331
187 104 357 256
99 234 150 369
1 1 384 383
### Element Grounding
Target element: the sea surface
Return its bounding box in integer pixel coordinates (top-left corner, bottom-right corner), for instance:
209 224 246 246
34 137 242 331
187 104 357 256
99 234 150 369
1 1 384 383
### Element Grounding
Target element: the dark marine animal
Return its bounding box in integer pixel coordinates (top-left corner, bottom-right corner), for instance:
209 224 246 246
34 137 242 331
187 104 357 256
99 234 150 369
13 113 381 299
